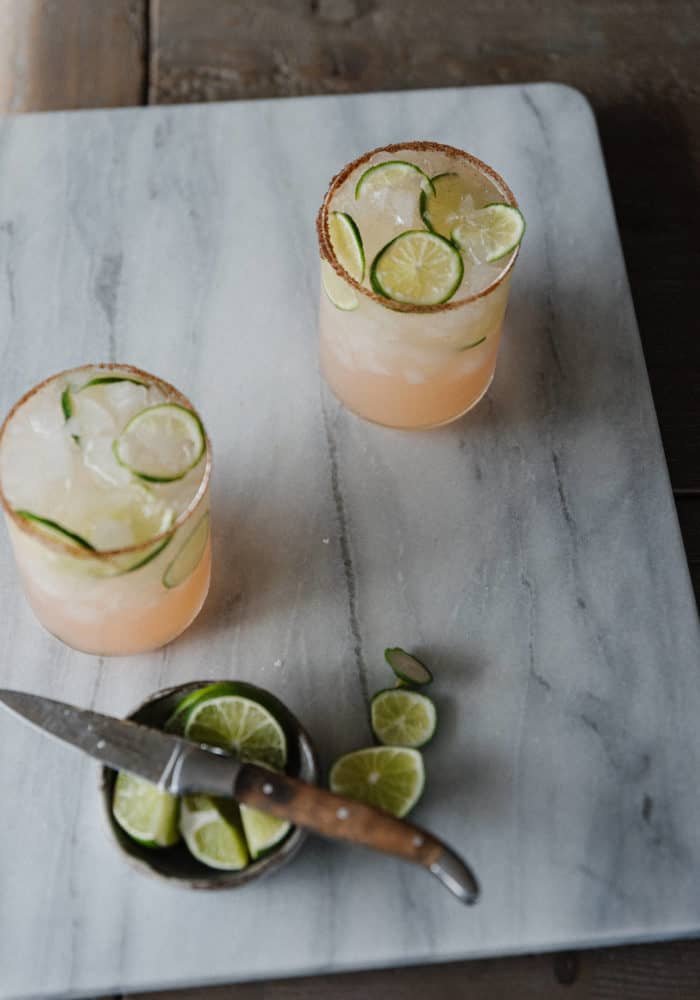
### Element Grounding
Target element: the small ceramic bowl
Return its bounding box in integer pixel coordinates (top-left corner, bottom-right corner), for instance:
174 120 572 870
100 680 319 889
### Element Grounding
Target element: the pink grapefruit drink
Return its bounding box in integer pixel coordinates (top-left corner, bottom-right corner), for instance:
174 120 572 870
0 365 211 655
317 142 524 429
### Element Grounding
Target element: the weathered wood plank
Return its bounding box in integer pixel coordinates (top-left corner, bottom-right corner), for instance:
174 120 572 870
149 0 700 489
132 939 700 1000
0 0 146 113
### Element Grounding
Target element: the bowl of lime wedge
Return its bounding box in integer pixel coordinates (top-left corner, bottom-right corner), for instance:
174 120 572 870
100 680 318 888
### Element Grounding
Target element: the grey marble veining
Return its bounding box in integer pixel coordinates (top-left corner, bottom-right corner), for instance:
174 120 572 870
0 84 698 999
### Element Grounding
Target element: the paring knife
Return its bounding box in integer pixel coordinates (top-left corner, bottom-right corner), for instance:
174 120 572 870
0 689 479 904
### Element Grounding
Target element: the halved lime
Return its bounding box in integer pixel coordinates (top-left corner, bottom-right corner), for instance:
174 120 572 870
15 510 95 551
162 511 209 588
329 746 424 818
329 211 364 282
184 692 287 770
240 803 292 859
370 231 463 306
112 771 180 847
114 403 206 483
451 203 525 262
355 160 435 200
321 260 359 311
180 795 249 870
371 689 437 748
384 648 433 686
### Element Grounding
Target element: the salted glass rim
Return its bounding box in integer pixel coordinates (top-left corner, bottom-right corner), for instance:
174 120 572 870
0 363 212 561
316 140 520 314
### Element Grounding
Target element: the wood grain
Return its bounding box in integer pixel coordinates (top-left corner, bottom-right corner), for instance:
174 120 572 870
133 939 700 999
0 0 146 113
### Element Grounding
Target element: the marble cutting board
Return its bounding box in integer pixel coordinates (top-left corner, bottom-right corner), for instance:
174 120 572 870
0 83 698 999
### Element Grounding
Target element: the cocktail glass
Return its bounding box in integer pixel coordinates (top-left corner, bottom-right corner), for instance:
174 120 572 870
317 141 521 429
0 364 211 655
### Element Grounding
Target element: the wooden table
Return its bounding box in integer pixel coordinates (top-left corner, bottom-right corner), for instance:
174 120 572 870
1 2 698 997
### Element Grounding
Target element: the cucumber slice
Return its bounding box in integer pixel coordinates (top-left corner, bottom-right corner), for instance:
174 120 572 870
370 230 463 306
114 403 206 483
384 647 433 687
355 160 435 200
15 510 95 551
162 511 210 588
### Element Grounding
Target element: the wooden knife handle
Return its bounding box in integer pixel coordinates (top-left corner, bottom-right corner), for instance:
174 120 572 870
235 762 479 903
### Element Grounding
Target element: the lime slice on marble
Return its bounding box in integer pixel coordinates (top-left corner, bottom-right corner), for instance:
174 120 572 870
180 795 249 870
184 691 287 770
355 160 435 200
384 648 433 687
451 203 525 262
114 403 205 483
370 230 463 306
162 511 210 588
112 771 180 847
370 688 437 748
329 746 425 817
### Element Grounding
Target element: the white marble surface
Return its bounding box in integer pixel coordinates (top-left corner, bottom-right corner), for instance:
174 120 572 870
0 84 698 999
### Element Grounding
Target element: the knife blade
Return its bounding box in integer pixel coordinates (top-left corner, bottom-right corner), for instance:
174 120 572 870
0 689 479 904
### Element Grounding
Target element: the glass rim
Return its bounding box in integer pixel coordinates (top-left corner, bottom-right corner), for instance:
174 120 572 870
316 140 520 314
0 363 212 562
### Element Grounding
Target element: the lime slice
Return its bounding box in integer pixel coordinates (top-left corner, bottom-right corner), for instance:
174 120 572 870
329 746 424 818
329 211 364 282
321 260 359 311
419 171 466 237
371 689 437 748
81 375 149 390
162 511 209 588
164 681 242 734
114 403 206 483
452 203 525 262
15 510 95 551
370 231 463 306
184 692 287 770
112 771 180 847
355 160 435 200
180 795 249 870
384 648 433 686
240 802 292 859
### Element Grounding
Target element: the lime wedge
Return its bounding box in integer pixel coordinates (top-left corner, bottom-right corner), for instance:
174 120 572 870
329 211 364 282
384 648 433 686
355 160 435 200
321 260 359 311
162 511 210 588
15 510 95 551
114 403 206 483
371 689 437 748
452 203 525 262
240 802 292 859
112 771 180 847
329 746 424 818
370 230 463 306
180 795 249 870
184 692 287 770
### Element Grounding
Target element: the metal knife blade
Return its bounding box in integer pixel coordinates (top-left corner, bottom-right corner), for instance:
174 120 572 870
0 689 241 797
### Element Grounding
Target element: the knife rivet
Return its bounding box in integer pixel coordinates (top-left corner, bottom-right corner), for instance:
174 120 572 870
413 835 424 847
96 740 106 750
336 807 349 820
262 782 274 795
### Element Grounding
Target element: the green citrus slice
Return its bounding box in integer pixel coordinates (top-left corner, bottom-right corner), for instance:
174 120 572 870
184 692 287 770
419 171 465 236
384 648 433 686
355 160 435 200
15 510 95 551
329 211 364 282
240 802 292 859
370 230 463 306
114 403 205 483
329 746 425 818
451 203 525 262
162 511 209 588
370 689 437 748
179 795 249 870
112 771 180 847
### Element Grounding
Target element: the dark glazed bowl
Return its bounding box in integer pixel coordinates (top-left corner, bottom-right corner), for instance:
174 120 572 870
100 680 319 889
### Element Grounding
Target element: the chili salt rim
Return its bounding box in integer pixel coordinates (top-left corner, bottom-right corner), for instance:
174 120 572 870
317 140 521 313
0 363 212 561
